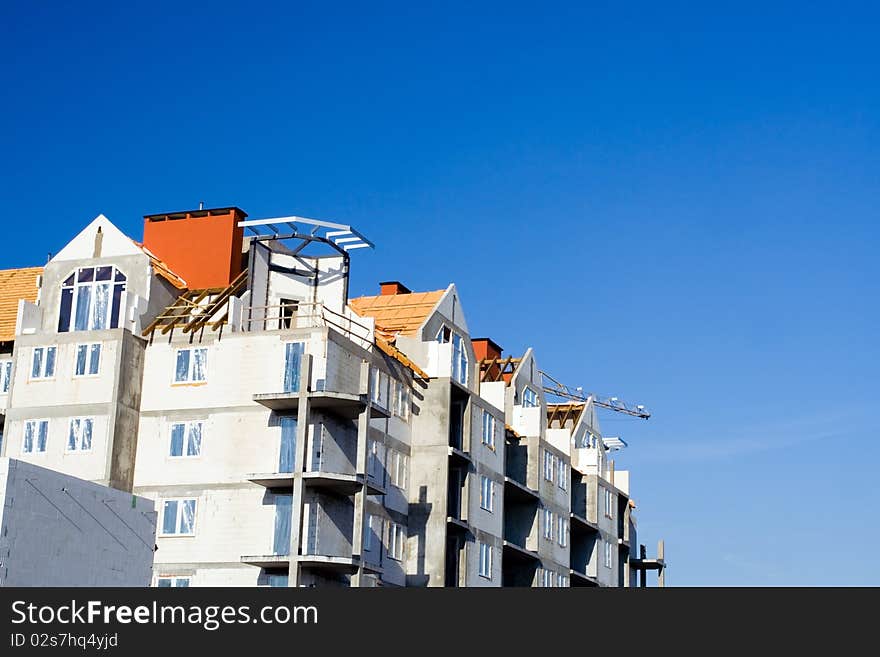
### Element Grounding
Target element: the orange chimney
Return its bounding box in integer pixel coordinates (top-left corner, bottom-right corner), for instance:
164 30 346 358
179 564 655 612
142 207 246 289
472 338 504 381
380 281 412 295
472 338 503 361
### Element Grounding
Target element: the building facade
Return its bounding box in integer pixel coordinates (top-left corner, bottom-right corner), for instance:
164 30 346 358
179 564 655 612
0 206 664 587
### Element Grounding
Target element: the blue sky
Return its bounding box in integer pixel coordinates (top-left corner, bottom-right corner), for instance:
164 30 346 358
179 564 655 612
2 2 877 585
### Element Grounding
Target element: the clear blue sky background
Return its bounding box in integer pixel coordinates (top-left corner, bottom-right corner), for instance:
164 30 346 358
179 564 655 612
2 2 877 585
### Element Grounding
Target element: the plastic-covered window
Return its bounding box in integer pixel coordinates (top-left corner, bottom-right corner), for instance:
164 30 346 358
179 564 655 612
58 266 127 332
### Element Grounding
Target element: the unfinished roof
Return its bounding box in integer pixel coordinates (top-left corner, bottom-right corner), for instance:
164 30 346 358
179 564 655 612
547 403 586 429
0 267 42 342
349 289 445 343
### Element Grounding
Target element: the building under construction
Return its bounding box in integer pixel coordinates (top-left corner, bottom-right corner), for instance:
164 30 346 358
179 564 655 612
0 206 665 587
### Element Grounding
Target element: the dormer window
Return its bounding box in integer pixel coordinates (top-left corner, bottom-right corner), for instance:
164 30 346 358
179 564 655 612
451 332 468 385
435 325 451 343
58 266 127 332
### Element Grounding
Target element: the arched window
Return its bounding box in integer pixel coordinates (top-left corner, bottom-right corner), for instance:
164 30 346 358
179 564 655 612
58 266 127 332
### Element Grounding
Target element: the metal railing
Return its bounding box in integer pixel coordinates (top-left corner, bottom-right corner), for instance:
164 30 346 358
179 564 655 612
242 302 373 346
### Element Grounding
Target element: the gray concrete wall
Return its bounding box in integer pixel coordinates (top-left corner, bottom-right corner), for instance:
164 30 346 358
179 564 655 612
0 457 156 586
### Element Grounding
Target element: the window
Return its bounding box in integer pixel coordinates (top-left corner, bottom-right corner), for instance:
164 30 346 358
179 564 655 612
273 494 292 555
451 333 468 385
367 440 385 483
557 574 568 588
479 542 493 579
58 266 127 333
364 514 374 552
23 420 49 453
67 418 93 452
174 348 207 384
543 450 554 482
31 347 57 379
604 540 613 569
278 416 297 473
522 386 538 408
389 449 407 490
278 298 299 330
480 475 495 512
161 499 197 536
370 369 390 409
435 325 451 343
74 344 101 376
481 410 495 449
558 517 568 547
388 522 405 561
604 487 614 519
170 421 203 457
156 577 190 588
365 515 383 560
283 342 304 392
557 459 567 490
1 360 11 393
543 509 553 540
541 569 553 587
393 381 411 420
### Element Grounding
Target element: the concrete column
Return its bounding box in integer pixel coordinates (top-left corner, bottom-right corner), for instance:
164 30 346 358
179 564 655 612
350 360 371 587
288 353 313 587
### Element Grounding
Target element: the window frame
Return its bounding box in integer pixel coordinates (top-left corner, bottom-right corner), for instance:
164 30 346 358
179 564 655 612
160 498 198 537
0 360 11 394
30 346 57 381
478 542 493 579
451 332 469 386
173 347 208 385
156 576 191 588
388 448 408 490
543 508 553 540
393 381 411 420
604 487 614 519
557 458 567 490
66 417 94 453
73 343 102 378
479 475 495 513
543 450 555 482
388 522 405 561
522 386 539 408
58 266 127 333
558 516 568 547
481 409 496 449
169 420 204 458
22 419 49 454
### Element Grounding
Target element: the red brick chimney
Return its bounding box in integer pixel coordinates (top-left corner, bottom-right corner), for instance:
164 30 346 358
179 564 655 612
142 207 246 289
472 338 504 381
380 281 412 296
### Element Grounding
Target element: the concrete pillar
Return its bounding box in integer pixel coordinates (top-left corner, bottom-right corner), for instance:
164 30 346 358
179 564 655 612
350 360 372 587
288 353 313 587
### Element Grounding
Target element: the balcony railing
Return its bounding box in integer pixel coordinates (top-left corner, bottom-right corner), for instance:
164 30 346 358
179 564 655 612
241 302 373 349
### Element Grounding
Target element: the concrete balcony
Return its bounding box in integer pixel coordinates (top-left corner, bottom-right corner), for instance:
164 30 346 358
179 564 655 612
504 476 540 503
246 471 385 496
239 553 382 576
240 554 291 569
570 511 599 534
570 569 599 587
252 390 390 420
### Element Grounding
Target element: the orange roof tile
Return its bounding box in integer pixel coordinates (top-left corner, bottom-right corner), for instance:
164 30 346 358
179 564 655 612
0 267 42 342
349 289 445 343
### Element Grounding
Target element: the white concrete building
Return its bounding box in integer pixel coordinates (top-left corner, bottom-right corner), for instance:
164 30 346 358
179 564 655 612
0 205 663 587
